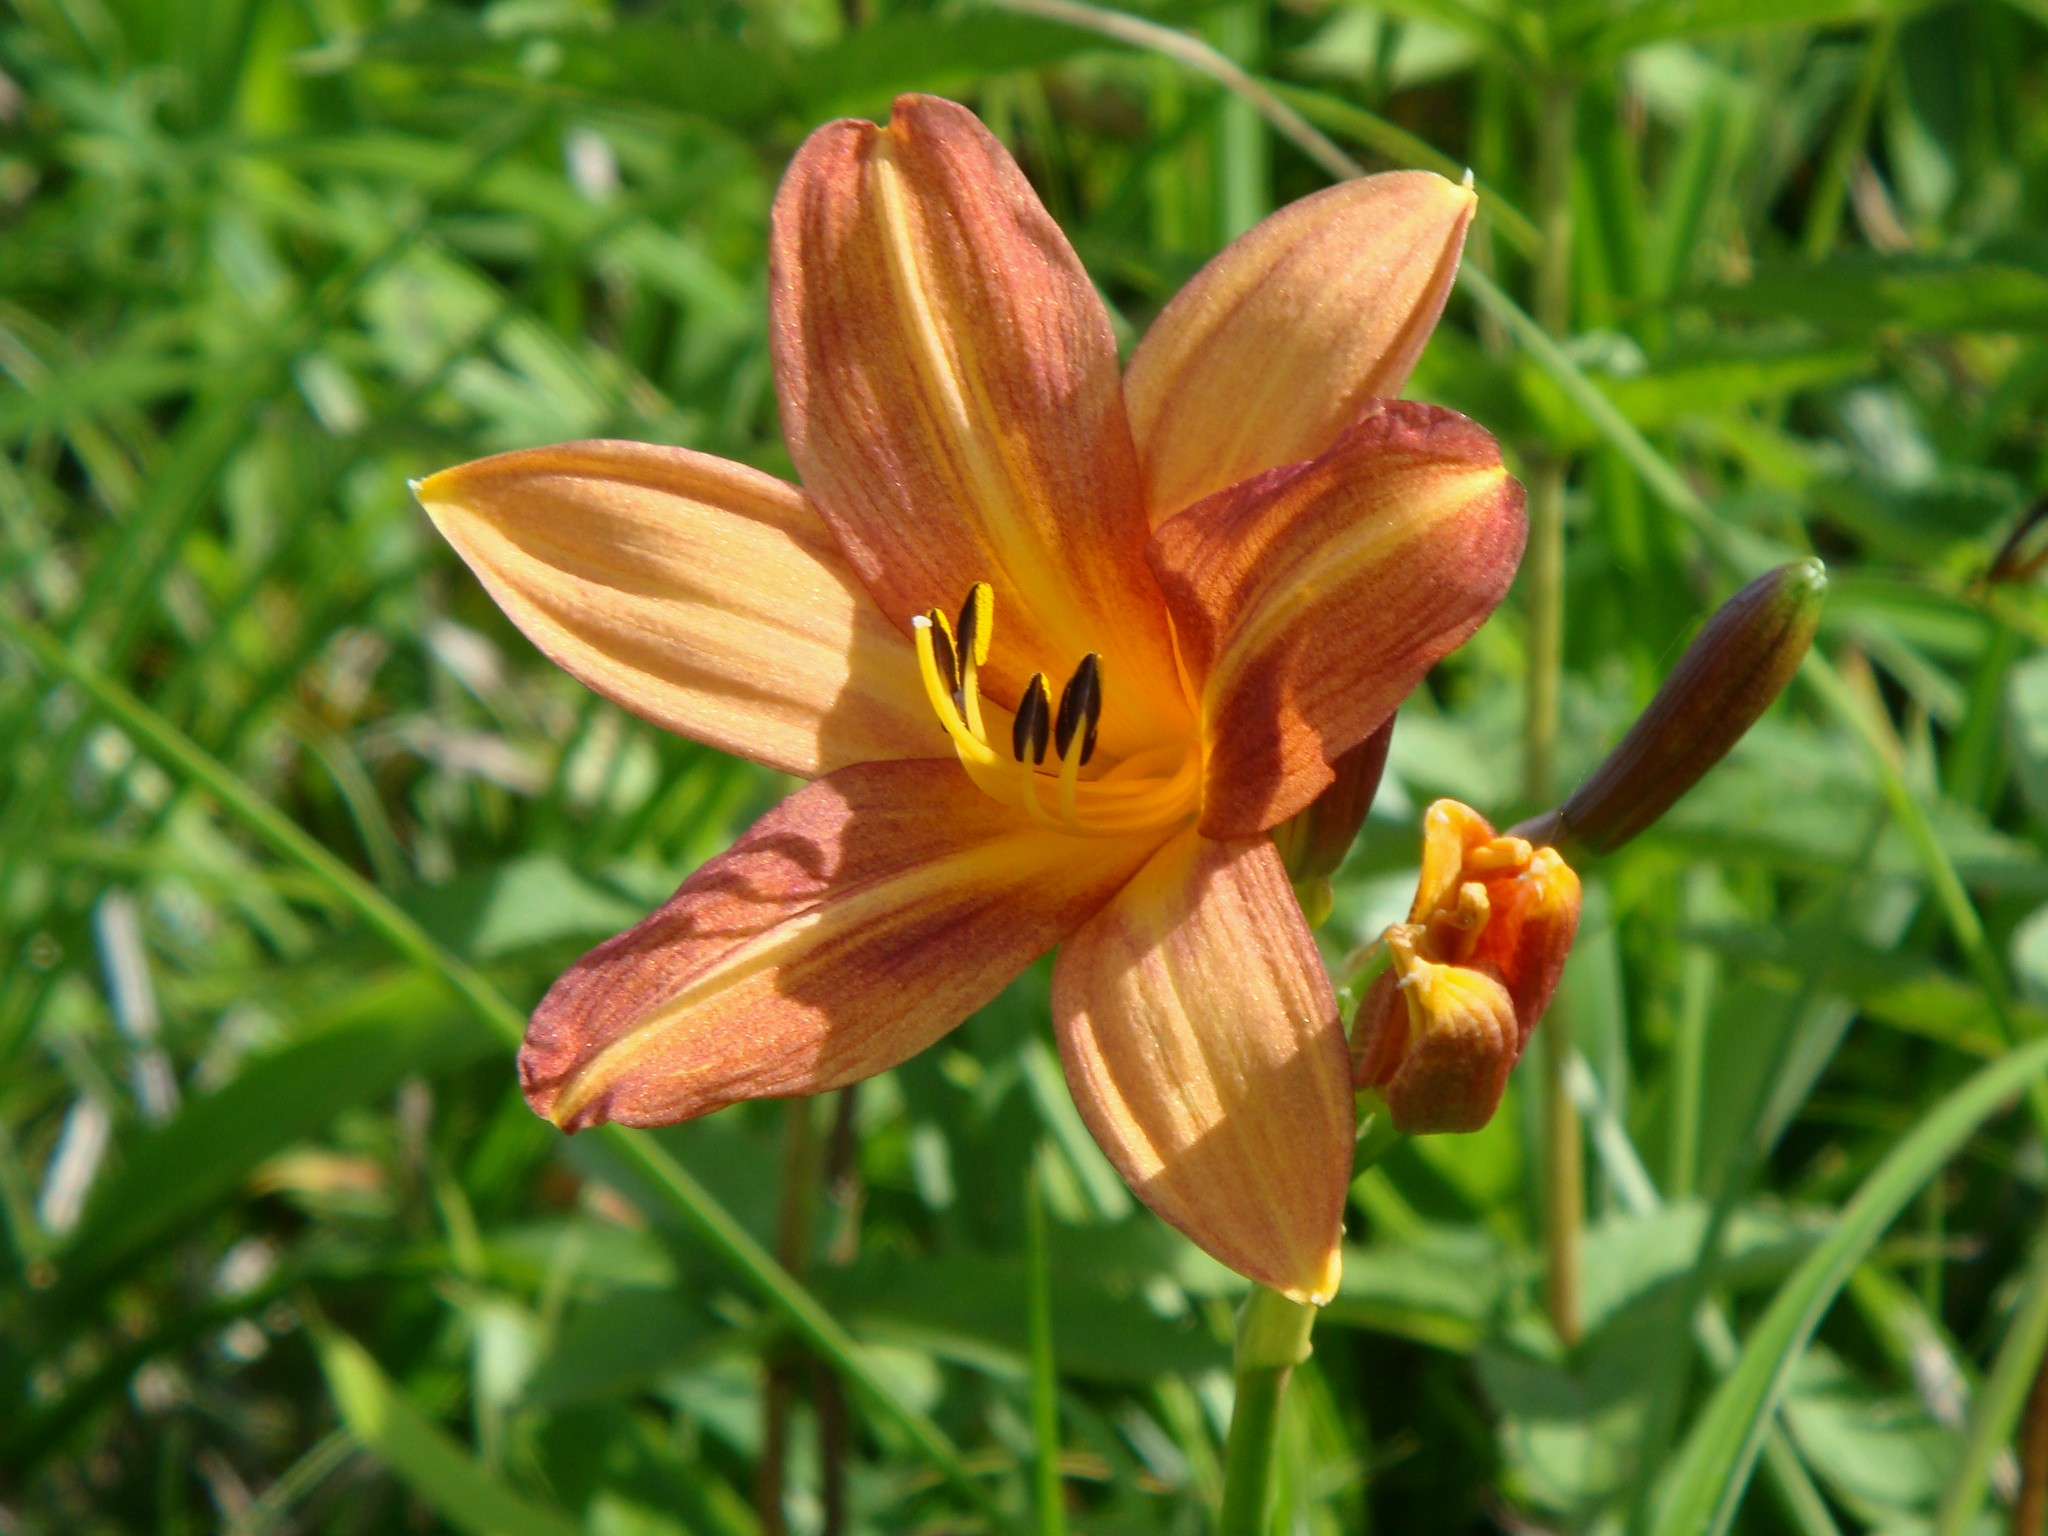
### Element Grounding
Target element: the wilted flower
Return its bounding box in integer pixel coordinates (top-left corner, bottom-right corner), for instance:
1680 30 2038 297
1354 801 1580 1134
418 96 1524 1301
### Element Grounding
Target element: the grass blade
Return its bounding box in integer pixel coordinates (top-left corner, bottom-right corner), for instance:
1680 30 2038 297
1935 1225 2048 1536
313 1325 584 1536
1027 1166 1065 1536
1651 1033 2048 1536
0 607 1023 1536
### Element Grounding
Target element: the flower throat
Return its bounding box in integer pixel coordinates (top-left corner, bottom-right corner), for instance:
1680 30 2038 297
912 582 1197 838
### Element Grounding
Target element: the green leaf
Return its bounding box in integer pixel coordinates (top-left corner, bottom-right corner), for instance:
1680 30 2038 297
1934 1225 2048 1536
2006 650 2048 827
525 1290 710 1410
1783 1349 1957 1524
1704 256 2048 335
402 854 644 961
1650 1033 2048 1536
315 1325 586 1536
1515 346 1869 451
1589 0 1935 58
814 1249 1227 1386
55 989 493 1295
1320 1229 1508 1351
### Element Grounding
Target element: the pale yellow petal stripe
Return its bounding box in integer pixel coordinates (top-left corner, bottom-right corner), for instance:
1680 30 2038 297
1052 831 1351 1303
770 95 1191 758
417 440 939 779
1148 402 1525 838
1125 171 1476 522
521 761 1159 1131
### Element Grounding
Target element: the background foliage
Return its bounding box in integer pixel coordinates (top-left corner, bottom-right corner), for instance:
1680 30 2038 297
6 0 2048 1531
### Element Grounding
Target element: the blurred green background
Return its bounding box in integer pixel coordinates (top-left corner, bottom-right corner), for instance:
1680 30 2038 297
8 0 2048 1532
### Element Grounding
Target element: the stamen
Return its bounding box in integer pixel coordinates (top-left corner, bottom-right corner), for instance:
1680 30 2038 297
1053 654 1102 767
1058 718 1086 825
924 608 959 706
955 582 993 668
1012 673 1051 765
954 583 992 741
911 613 1194 838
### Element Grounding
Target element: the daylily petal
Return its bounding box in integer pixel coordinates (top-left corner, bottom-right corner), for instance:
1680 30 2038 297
1051 831 1351 1303
418 441 940 778
1148 401 1526 839
1124 172 1476 520
769 94 1188 755
521 761 1156 1131
1353 959 1520 1135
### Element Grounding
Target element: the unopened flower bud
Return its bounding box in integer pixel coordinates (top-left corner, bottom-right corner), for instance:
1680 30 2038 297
1276 723 1393 926
1526 560 1824 855
1353 800 1581 1134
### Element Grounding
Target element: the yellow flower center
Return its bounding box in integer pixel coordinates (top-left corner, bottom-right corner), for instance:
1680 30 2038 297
912 583 1199 839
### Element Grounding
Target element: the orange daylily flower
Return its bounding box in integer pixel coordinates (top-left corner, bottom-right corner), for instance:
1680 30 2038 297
1353 801 1581 1135
417 96 1525 1303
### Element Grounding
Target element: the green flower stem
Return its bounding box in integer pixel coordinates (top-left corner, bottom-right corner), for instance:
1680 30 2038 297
1218 1286 1315 1536
1215 1118 1403 1533
1799 19 1897 261
0 607 1024 1536
1026 1169 1066 1536
1540 1002 1585 1344
759 1101 822 1536
1526 65 1584 1350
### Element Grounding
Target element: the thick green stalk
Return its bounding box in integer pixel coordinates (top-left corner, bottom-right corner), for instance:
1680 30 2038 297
1524 65 1577 807
1527 67 1583 1348
1800 20 1897 260
1540 1001 1585 1345
1218 1287 1315 1536
759 1101 821 1536
1525 455 1570 808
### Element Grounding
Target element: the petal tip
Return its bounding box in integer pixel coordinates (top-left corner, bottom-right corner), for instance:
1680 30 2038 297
1277 1245 1343 1308
412 464 476 518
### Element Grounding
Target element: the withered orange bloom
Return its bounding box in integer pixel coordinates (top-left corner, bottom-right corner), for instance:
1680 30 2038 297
1353 801 1581 1136
417 95 1525 1303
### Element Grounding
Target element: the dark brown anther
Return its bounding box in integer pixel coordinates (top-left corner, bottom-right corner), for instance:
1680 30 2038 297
1013 673 1051 764
1053 654 1102 766
925 609 958 705
955 582 992 669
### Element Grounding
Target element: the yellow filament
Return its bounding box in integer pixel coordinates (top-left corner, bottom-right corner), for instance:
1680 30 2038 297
1058 731 1084 826
914 617 998 767
912 617 1196 839
960 654 985 740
